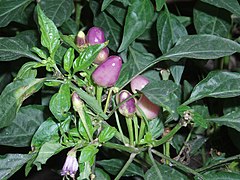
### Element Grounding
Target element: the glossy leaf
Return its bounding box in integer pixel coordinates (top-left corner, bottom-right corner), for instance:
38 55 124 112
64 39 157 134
49 83 71 121
0 0 32 27
63 48 75 73
0 78 45 128
156 0 165 11
141 80 181 120
101 0 114 11
116 46 155 89
0 105 45 147
106 3 126 25
169 64 185 85
118 0 154 52
60 18 78 35
184 71 240 105
31 47 48 59
73 43 106 73
0 73 11 93
202 171 240 180
201 0 240 17
162 35 240 62
0 36 41 62
79 145 99 164
97 158 144 177
99 126 116 143
0 154 33 180
157 10 188 54
15 61 38 80
148 118 164 139
31 118 59 148
194 1 231 37
39 0 74 27
95 168 111 180
60 34 80 52
145 164 188 180
37 5 60 55
78 111 94 141
207 111 240 132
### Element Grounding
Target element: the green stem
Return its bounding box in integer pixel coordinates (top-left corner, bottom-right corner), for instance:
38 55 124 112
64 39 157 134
152 123 181 147
104 87 113 114
114 153 136 180
126 117 134 146
75 2 82 30
196 154 240 173
96 86 103 109
103 142 141 153
78 108 93 142
164 141 170 165
138 118 146 142
148 148 163 180
114 111 126 145
151 149 204 180
133 115 139 145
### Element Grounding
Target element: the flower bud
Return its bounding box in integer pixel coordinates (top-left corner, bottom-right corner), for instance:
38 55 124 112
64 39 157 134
92 55 122 87
130 75 149 93
72 92 84 112
61 149 79 178
86 27 105 45
116 90 136 117
76 30 86 47
94 47 109 65
136 95 160 120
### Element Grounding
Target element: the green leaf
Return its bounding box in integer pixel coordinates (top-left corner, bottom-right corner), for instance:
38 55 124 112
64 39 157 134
201 0 240 17
0 153 33 180
78 111 94 141
118 0 154 52
0 78 45 128
73 43 106 73
156 0 165 11
55 45 68 65
141 80 181 120
157 10 188 54
148 118 164 139
60 18 78 35
37 5 60 55
105 3 127 25
0 0 32 27
194 1 231 37
60 34 80 52
39 0 74 27
116 46 155 89
95 168 111 180
97 159 144 177
79 145 99 165
31 47 48 59
184 71 240 105
15 61 38 80
0 35 41 62
94 11 122 52
145 164 188 180
0 105 45 147
99 126 116 143
31 118 59 148
101 0 114 11
169 64 185 85
64 48 75 73
34 141 64 170
207 111 240 132
162 35 240 62
202 171 240 180
49 83 71 121
0 73 11 93
189 136 208 155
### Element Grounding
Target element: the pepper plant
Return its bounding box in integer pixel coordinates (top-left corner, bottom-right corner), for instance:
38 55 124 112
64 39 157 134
1 0 240 180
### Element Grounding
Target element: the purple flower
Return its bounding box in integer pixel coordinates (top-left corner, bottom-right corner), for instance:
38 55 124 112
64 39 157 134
86 27 105 45
94 47 109 65
92 55 122 87
130 75 149 93
116 90 136 117
61 150 79 178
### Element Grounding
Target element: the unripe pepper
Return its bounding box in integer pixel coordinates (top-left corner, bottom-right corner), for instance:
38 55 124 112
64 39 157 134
92 55 122 87
76 31 86 47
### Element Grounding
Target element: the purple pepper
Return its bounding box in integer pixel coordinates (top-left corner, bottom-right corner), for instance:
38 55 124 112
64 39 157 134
86 27 105 45
116 90 136 117
130 75 149 93
76 30 86 47
94 47 109 65
92 55 122 87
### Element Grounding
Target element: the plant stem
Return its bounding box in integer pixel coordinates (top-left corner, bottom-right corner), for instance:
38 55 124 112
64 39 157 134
103 142 141 153
114 153 136 180
153 123 182 147
148 148 163 180
133 115 139 145
196 154 240 173
163 141 170 165
78 108 93 142
75 1 82 30
104 87 113 114
151 149 204 180
126 117 134 146
114 111 126 145
96 86 103 109
138 118 146 142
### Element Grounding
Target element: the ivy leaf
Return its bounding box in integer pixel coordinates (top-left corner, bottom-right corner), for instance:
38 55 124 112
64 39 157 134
37 5 60 55
184 71 240 105
39 0 74 27
0 78 45 128
0 154 33 180
0 0 32 27
0 105 45 147
118 0 154 52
